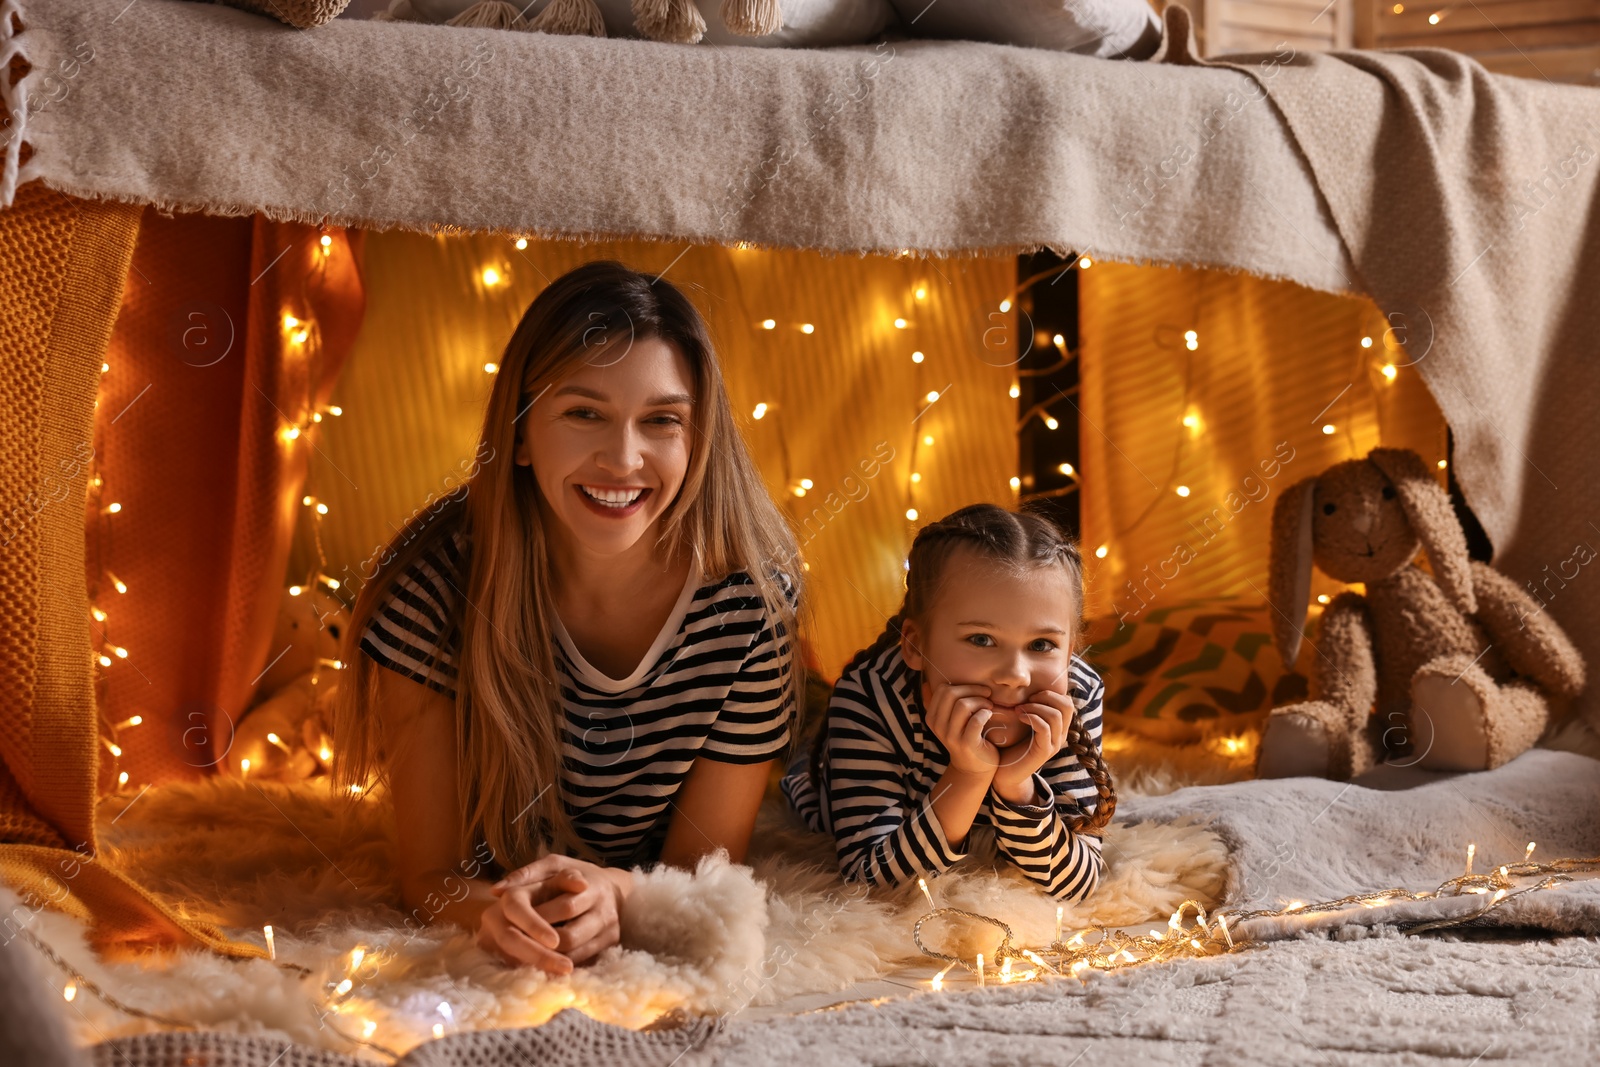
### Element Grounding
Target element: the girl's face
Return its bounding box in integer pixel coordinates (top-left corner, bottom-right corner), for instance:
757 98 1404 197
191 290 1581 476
901 548 1079 751
515 336 696 559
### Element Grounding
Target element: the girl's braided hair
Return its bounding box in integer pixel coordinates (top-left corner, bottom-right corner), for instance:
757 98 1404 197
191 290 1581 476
809 503 1116 835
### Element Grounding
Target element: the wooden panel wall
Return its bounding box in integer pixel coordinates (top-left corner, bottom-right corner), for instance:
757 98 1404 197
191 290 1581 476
1158 0 1597 85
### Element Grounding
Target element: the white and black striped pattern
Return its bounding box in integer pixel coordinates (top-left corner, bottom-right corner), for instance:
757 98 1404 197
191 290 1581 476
781 642 1106 902
359 526 798 867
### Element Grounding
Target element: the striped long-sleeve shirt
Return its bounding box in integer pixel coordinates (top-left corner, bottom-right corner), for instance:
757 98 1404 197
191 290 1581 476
781 641 1107 902
358 523 799 868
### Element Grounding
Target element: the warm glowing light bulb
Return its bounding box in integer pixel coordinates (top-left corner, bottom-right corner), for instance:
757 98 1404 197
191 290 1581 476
319 234 332 249
1175 485 1190 497
105 501 122 514
1008 382 1019 398
118 771 129 787
792 486 807 497
1382 364 1397 381
289 585 303 596
1052 333 1065 348
999 299 1012 313
925 390 939 402
1322 424 1336 435
752 402 768 420
915 286 927 300
1095 544 1108 559
98 655 112 667
911 350 925 363
102 362 110 373
799 478 814 490
283 426 302 441
484 362 498 374
63 983 76 1002
922 434 933 446
1043 415 1059 430
1079 256 1092 268
1392 2 1403 11
363 1019 377 1039
906 508 918 521
291 329 309 344
283 314 300 329
800 323 815 334
1182 413 1200 429
241 758 250 774
111 574 128 594
316 503 329 515
92 607 107 622
328 405 342 416
894 317 908 329
761 318 776 330
910 472 921 483
1058 463 1075 476
1428 10 1441 23
320 745 333 762
1360 336 1373 348
1317 594 1331 604
1010 476 1021 490
481 266 501 286
515 237 528 250
113 645 128 658
1437 459 1448 469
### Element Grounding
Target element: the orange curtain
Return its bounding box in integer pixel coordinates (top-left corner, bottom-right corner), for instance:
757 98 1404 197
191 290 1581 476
93 211 366 787
0 182 364 959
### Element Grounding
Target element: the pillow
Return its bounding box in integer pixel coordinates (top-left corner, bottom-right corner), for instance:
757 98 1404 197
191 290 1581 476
405 0 901 46
886 0 1163 60
216 0 352 28
1082 596 1310 743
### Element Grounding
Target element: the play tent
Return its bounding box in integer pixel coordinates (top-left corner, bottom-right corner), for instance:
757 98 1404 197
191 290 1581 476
4 0 1600 1058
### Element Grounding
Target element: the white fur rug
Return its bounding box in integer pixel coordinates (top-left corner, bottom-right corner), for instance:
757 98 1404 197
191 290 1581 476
10 732 1235 1060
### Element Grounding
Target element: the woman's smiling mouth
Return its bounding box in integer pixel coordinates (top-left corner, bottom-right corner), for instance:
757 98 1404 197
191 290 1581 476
576 484 652 516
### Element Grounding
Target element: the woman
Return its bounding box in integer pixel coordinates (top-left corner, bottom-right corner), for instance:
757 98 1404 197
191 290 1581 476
332 260 806 976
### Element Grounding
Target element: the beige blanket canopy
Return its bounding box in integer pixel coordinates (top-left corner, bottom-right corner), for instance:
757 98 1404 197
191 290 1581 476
4 0 1600 986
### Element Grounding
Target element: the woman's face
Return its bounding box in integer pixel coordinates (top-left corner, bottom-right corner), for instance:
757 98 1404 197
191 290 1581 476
515 336 696 560
902 548 1079 751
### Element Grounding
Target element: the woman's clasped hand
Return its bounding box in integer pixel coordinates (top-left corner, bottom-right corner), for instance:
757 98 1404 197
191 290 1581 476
477 854 635 974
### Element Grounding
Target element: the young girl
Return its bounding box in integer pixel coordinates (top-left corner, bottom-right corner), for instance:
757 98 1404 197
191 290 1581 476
781 503 1115 901
333 260 806 976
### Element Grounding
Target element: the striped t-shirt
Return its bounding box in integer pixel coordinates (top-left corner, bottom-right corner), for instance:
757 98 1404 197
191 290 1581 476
358 525 799 868
781 641 1106 902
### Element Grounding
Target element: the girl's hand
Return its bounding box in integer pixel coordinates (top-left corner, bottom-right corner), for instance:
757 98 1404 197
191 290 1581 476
478 856 634 972
991 688 1072 804
924 680 1000 779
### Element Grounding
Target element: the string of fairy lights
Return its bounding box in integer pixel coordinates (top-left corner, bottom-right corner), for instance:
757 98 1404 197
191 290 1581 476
913 841 1600 991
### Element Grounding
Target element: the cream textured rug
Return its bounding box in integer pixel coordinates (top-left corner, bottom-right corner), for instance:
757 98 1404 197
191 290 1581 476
8 738 1599 1064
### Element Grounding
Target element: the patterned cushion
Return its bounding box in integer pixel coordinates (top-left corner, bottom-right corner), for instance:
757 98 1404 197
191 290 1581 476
1082 596 1309 742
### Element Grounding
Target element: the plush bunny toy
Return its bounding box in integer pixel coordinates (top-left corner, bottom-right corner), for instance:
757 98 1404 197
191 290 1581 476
1256 446 1586 781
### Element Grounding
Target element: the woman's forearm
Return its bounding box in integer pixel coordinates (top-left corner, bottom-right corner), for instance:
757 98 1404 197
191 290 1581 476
399 867 499 933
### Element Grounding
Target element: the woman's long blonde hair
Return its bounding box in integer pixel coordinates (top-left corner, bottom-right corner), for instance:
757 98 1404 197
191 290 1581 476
332 260 806 872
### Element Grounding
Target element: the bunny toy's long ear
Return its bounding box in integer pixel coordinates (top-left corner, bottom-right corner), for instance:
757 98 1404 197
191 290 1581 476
1367 447 1477 617
1268 476 1318 671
